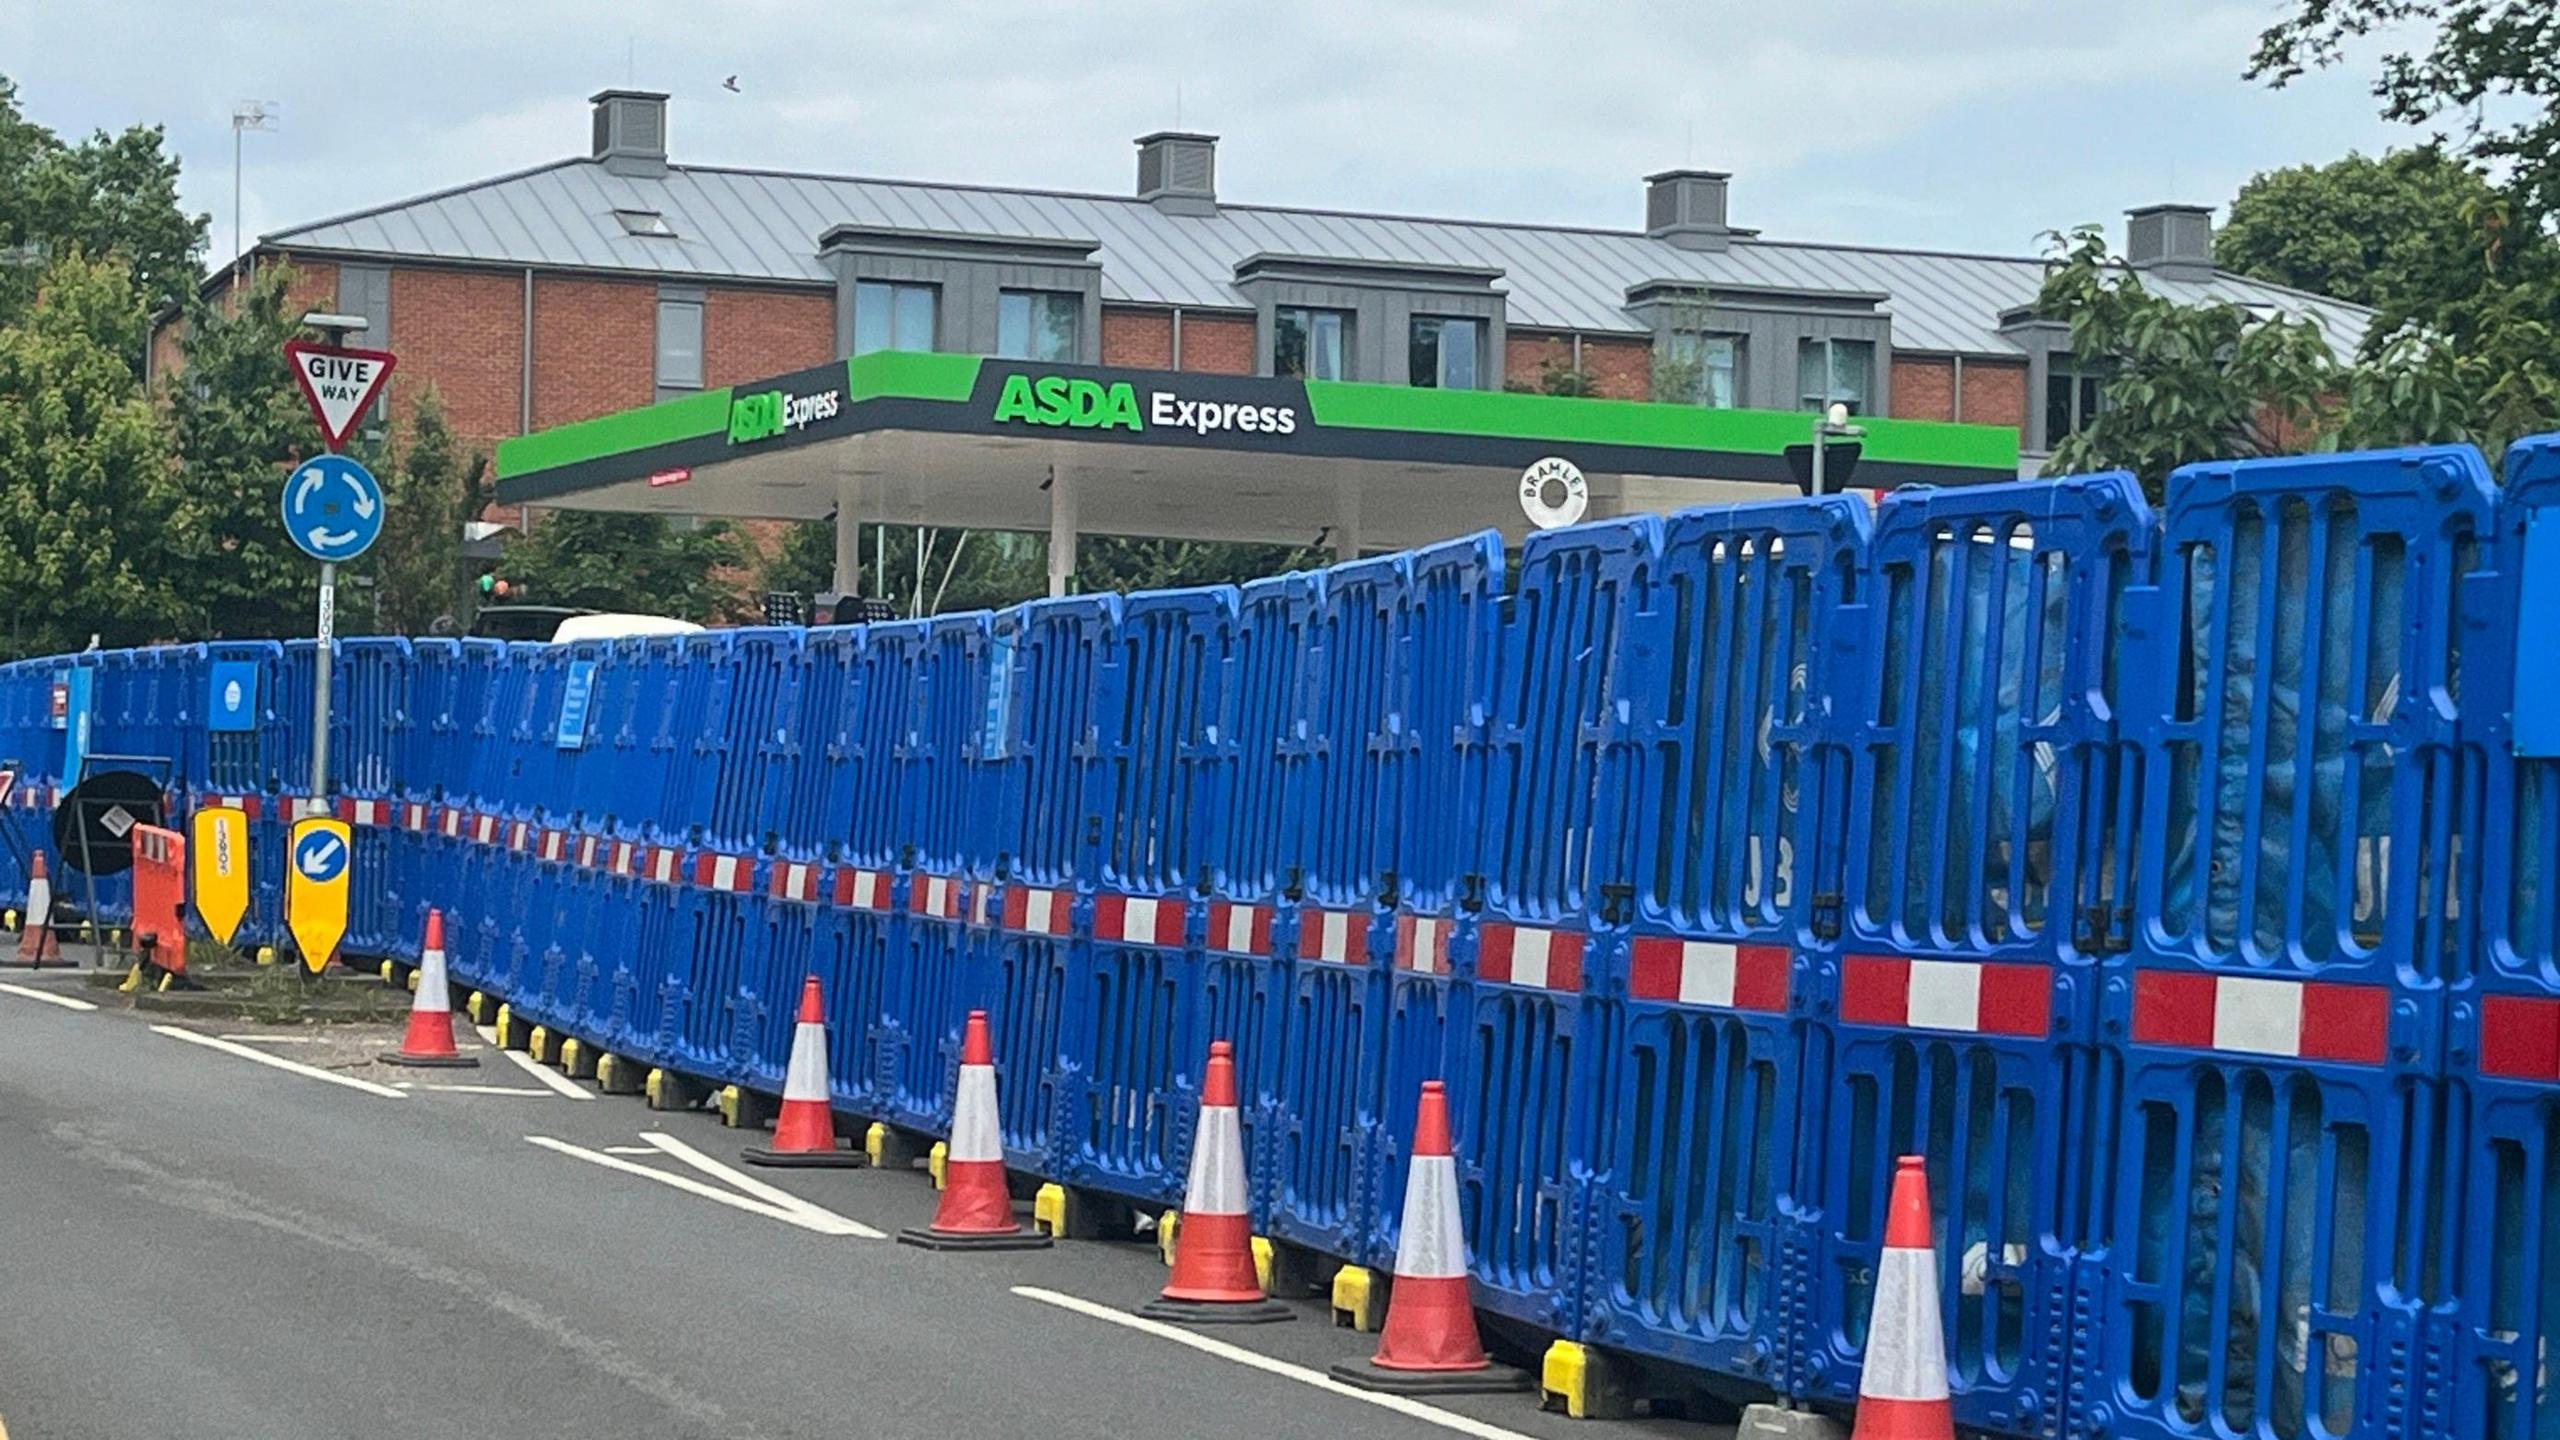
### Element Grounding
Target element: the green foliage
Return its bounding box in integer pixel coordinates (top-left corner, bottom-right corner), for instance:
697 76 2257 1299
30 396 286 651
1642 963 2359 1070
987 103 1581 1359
1502 358 1601 397
0 75 205 343
0 253 192 656
366 392 486 634
2250 0 2560 234
1075 535 1329 594
499 511 747 622
2218 149 2517 313
167 263 325 639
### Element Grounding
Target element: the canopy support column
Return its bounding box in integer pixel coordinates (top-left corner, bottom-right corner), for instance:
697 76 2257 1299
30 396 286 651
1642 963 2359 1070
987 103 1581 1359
832 469 863 597
1046 465 1078 598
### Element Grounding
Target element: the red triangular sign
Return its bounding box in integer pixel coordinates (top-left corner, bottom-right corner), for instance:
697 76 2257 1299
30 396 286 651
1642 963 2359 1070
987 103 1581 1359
283 340 398 447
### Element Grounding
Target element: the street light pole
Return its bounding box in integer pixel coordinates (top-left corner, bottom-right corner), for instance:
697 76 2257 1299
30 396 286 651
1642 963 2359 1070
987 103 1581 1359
230 102 277 277
1809 400 1866 497
300 310 365 802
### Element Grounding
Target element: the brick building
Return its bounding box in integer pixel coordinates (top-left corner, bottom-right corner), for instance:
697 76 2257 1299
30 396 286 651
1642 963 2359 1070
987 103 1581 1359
166 87 2367 488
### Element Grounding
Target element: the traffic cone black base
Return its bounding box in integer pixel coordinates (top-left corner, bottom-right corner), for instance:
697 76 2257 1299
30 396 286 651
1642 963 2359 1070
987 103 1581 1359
384 1050 480 1069
1135 1295 1294 1325
896 1224 1053 1252
1328 1356 1533 1395
743 1142 865 1169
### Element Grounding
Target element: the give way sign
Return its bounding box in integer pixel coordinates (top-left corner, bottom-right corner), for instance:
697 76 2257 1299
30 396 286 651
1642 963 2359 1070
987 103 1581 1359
283 339 398 447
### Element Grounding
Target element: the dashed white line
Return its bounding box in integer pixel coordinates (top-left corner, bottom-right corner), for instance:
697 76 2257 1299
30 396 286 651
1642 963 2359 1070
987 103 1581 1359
417 1083 557 1097
1010 1287 1544 1440
0 982 98 1011
639 1131 884 1238
522 1135 872 1236
218 1033 320 1044
495 1046 595 1099
150 1025 408 1099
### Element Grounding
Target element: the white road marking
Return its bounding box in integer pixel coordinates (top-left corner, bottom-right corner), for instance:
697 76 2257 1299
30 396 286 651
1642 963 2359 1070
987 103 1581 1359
472 1024 499 1044
1011 1287 1545 1440
639 1132 883 1238
419 1083 556 1097
0 982 97 1011
604 1145 658 1155
150 1025 408 1099
216 1033 319 1043
496 1046 595 1099
522 1136 870 1236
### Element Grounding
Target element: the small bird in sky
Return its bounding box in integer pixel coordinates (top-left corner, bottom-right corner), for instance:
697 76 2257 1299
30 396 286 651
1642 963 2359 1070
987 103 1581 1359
722 75 741 93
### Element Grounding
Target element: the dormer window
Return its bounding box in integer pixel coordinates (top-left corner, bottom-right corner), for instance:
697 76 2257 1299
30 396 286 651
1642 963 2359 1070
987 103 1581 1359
615 208 675 238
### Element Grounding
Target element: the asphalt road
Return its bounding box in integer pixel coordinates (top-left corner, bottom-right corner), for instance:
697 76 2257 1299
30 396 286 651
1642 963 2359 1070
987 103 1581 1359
0 970 1721 1440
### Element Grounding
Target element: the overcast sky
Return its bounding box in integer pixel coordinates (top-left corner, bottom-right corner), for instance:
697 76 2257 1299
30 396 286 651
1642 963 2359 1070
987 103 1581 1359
0 1 2416 269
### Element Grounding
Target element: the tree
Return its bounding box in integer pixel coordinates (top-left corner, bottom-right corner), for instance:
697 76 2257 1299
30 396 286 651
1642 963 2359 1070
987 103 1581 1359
1503 357 1602 397
2250 1 2560 235
2218 149 2522 314
1075 535 1329 593
498 511 748 622
167 262 325 640
367 391 484 634
0 75 205 344
0 253 192 656
767 520 1048 617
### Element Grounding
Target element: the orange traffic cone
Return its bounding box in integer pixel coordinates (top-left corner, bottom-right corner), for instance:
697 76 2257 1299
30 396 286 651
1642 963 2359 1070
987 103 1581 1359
12 850 59 966
898 1010 1050 1250
1332 1080 1527 1393
386 909 477 1068
743 975 862 1167
1852 1155 1956 1440
1139 1040 1290 1324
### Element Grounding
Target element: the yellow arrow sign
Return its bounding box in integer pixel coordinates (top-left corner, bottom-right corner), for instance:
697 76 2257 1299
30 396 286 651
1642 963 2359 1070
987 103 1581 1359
189 806 251 946
285 816 352 975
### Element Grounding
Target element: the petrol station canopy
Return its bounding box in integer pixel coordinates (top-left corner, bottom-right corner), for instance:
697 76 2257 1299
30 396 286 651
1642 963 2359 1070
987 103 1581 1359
493 351 2021 573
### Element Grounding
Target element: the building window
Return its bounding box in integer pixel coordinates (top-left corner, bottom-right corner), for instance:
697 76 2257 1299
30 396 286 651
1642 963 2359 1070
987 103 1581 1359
655 296 704 396
1409 315 1483 389
1797 337 1874 413
1274 306 1349 380
2045 362 2106 445
853 280 937 355
1663 332 1743 407
997 290 1081 362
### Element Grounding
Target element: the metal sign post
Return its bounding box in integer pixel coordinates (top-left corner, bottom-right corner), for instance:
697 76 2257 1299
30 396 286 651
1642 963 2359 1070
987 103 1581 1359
281 319 394 809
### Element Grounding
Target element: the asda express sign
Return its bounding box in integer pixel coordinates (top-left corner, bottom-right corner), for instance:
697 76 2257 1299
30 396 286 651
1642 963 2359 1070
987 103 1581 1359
991 373 1299 437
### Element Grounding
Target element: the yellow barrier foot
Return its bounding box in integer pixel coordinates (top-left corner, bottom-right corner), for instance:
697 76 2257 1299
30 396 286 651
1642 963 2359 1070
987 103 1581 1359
1155 1208 1179 1265
117 963 143 994
377 959 395 982
1330 1265 1382 1332
595 1053 644 1095
559 1038 598 1079
254 946 277 966
404 968 420 994
927 1141 947 1189
155 970 175 993
644 1068 710 1111
492 1005 524 1050
1261 1236 1321 1297
717 1085 778 1130
525 1025 556 1065
465 991 494 1024
1251 1235 1277 1293
1032 1183 1132 1241
1539 1340 1633 1420
3 908 15 931
865 1121 926 1170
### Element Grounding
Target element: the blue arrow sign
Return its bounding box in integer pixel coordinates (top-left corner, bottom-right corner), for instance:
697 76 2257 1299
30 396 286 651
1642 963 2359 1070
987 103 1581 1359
293 827 348 883
281 453 385 562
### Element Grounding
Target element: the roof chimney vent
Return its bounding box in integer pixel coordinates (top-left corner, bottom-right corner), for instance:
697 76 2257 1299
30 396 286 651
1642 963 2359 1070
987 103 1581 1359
1645 170 1741 252
2126 203 2215 282
1136 132 1217 216
592 89 670 178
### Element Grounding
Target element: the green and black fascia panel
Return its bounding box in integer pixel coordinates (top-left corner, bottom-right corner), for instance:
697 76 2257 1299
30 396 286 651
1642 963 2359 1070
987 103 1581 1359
493 350 2021 504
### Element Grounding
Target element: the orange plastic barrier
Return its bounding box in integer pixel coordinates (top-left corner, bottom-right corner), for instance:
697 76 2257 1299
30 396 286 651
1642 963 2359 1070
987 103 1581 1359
130 823 187 975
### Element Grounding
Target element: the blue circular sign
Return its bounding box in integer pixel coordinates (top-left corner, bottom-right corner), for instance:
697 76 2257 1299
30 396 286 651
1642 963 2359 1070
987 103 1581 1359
293 827 349 883
281 453 385 562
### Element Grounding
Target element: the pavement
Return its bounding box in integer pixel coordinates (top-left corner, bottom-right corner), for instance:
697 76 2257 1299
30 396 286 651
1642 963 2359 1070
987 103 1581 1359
0 966 1726 1440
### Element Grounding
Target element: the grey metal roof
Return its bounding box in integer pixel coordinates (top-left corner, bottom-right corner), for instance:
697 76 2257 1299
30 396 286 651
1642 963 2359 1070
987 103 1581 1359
266 157 2374 359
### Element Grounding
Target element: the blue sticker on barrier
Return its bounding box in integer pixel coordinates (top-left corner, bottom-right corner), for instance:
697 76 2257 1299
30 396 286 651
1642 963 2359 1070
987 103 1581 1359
982 632 1013 758
60 668 91 785
557 657 598 750
2518 509 2560 756
209 661 259 733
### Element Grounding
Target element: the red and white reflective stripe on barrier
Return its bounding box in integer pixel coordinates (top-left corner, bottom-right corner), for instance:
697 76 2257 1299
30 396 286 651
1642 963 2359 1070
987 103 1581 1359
1302 908 1368 965
2131 970 2385 1064
969 880 997 929
576 834 601 870
610 840 639 878
1628 937 1790 1012
336 797 390 827
1396 913 1451 975
1002 884 1070 936
507 820 532 853
472 812 499 846
832 866 890 911
694 851 754 893
2482 994 2560 1080
909 873 964 921
647 845 682 886
770 860 821 903
1841 955 2052 1038
1476 921 1584 991
1094 892 1186 948
199 792 263 819
539 827 566 863
401 802 428 832
1208 901 1273 957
